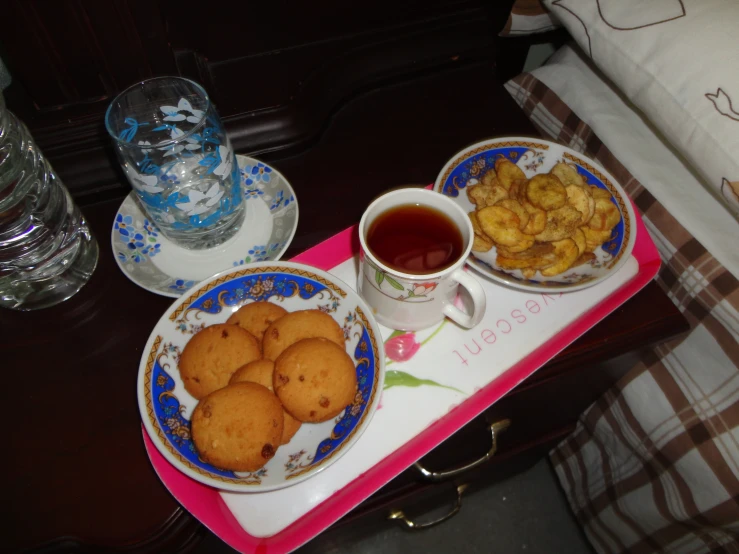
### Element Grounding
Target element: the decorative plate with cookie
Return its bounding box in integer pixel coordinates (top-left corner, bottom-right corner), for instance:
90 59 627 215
137 261 385 492
435 137 636 292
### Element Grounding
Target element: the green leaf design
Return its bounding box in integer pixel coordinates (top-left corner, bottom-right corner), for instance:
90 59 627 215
385 275 404 290
375 270 385 286
383 370 465 394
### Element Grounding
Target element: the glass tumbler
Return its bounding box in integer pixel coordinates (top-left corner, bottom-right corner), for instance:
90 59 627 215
105 77 244 250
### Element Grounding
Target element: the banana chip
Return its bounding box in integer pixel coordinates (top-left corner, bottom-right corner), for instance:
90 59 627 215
472 235 493 252
477 206 530 247
540 238 579 277
497 242 554 260
590 185 613 200
481 169 498 188
495 158 526 191
590 197 621 231
565 184 595 226
573 252 596 267
571 227 587 256
468 211 494 252
496 199 530 231
534 205 581 242
467 158 622 277
466 184 508 208
551 162 586 188
582 227 613 252
527 174 567 211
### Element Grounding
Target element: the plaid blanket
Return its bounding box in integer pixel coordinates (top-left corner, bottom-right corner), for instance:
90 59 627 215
506 74 739 553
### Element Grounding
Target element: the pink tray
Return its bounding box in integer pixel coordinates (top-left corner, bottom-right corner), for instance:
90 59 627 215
142 200 660 553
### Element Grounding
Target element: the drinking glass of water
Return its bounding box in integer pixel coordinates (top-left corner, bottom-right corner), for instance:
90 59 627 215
105 77 244 250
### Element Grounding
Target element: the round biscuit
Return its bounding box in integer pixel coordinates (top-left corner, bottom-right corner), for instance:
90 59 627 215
191 382 284 472
226 302 288 342
273 337 357 423
229 358 302 445
179 324 261 400
262 309 344 361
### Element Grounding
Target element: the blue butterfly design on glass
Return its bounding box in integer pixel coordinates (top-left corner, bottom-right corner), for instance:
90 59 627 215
188 127 221 152
160 98 204 124
198 145 233 177
119 118 149 143
149 124 201 159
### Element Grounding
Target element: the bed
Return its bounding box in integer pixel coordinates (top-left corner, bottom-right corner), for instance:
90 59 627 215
501 1 739 552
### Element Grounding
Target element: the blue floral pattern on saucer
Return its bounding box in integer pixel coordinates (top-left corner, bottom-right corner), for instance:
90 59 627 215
137 262 385 492
111 155 299 297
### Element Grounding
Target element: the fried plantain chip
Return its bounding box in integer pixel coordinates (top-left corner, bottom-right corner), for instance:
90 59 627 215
534 205 581 242
499 235 535 253
508 179 520 201
466 184 509 208
481 169 498 188
497 242 554 260
590 185 613 200
477 206 527 246
494 158 526 191
496 253 552 270
526 174 567 211
550 162 586 188
540 238 580 277
521 268 537 279
588 197 621 231
581 226 613 252
572 252 596 267
509 178 530 204
486 185 510 206
469 211 482 234
571 227 586 256
565 184 595 226
496 199 530 231
521 201 547 235
472 235 493 252
468 212 494 252
467 184 488 208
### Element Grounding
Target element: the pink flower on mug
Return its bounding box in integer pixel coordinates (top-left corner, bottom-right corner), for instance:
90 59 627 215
385 332 421 363
410 282 437 297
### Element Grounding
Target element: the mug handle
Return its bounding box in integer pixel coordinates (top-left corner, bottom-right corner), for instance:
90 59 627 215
443 269 486 328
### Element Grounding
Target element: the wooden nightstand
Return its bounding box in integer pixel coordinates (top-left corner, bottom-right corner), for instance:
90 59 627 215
1 2 687 551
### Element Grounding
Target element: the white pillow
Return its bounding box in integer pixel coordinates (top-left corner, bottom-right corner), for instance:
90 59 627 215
543 0 739 217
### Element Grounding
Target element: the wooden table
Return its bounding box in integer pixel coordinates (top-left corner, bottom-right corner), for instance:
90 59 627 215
2 61 688 554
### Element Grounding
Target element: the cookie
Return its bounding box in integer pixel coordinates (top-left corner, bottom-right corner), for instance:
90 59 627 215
226 301 288 342
179 324 261 399
273 338 357 423
229 359 302 445
191 382 284 472
229 359 276 387
262 309 345 361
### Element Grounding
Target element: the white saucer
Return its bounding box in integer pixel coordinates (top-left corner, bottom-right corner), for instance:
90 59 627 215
111 155 299 297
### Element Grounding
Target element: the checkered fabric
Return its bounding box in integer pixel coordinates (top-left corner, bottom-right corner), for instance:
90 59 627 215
500 0 561 36
506 73 739 554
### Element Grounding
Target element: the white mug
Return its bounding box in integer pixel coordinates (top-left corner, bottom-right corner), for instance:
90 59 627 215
357 188 486 331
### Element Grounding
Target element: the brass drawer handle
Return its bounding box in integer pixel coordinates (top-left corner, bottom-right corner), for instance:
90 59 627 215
414 419 511 482
387 484 469 530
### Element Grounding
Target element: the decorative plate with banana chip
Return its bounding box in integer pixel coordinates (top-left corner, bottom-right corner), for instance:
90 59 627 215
435 137 636 292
